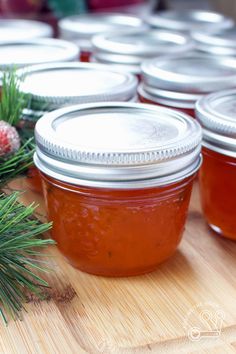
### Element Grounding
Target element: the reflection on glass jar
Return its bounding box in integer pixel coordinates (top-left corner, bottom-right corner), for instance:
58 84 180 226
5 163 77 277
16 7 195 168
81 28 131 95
34 102 202 276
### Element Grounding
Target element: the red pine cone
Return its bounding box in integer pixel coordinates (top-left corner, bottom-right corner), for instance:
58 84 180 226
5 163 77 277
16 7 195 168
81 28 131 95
0 120 20 158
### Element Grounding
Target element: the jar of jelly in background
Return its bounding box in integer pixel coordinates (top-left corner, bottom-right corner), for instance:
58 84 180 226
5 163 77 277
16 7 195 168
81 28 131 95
196 89 236 241
58 13 146 62
139 52 236 117
192 26 236 56
18 62 137 193
0 18 53 40
146 10 233 33
34 102 202 277
91 29 193 78
0 38 78 71
0 23 58 95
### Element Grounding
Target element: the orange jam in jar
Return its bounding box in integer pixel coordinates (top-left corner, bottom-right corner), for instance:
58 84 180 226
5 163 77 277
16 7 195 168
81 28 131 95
196 90 236 240
18 62 137 193
34 102 202 276
140 53 236 118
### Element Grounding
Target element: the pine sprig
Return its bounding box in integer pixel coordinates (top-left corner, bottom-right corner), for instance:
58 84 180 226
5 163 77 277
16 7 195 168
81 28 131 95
0 192 54 324
0 69 28 126
0 69 35 186
0 139 35 187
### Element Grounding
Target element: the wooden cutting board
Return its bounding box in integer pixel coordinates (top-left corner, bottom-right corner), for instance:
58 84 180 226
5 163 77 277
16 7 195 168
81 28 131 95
1 178 236 354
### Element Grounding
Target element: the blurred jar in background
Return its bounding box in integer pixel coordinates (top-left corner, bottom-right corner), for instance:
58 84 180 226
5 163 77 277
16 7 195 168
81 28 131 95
139 52 236 117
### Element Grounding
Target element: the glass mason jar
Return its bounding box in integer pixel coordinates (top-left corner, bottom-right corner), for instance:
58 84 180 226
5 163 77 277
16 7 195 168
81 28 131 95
146 10 233 33
18 62 138 193
139 52 236 117
34 102 202 276
58 13 146 62
196 89 236 240
91 30 193 77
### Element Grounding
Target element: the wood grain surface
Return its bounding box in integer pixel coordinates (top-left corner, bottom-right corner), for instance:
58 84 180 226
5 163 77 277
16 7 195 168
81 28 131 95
1 178 236 354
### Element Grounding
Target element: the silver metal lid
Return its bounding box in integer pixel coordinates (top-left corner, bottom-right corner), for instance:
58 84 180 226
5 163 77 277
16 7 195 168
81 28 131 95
0 39 79 70
193 27 236 55
18 62 138 110
0 19 53 40
92 30 193 57
141 53 236 93
138 83 201 109
34 102 202 189
92 30 193 73
196 89 236 157
59 13 146 51
146 10 233 32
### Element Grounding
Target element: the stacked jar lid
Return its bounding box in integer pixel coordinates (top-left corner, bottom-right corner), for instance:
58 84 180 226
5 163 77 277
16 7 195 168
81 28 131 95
58 13 147 61
139 52 236 117
91 30 194 75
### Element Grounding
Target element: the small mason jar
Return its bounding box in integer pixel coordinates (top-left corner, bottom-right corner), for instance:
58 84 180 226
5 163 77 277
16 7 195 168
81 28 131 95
34 102 202 277
139 52 236 117
58 13 146 62
196 90 236 240
18 62 138 193
146 10 233 33
91 30 193 77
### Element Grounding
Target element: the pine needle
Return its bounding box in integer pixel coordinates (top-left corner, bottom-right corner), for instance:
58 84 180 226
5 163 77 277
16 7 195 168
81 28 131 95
0 139 35 187
0 68 29 126
0 69 35 186
0 192 54 325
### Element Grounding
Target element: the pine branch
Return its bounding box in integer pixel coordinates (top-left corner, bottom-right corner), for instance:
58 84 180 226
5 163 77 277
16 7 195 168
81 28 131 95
0 69 29 126
0 192 54 325
0 139 35 187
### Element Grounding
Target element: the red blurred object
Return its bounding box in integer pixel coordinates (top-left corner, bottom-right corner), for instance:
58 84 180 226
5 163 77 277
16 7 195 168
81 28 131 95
1 0 44 16
89 0 145 11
